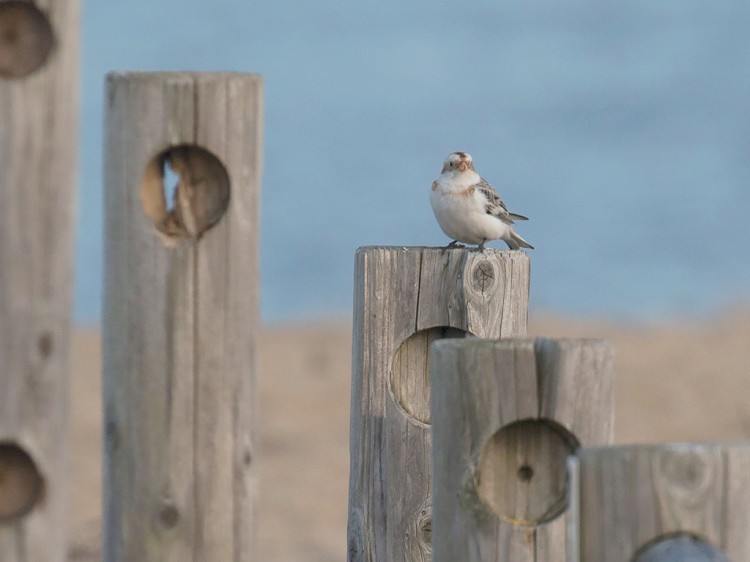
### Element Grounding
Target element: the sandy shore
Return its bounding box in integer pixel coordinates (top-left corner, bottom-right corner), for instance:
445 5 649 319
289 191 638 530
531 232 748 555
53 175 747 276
69 312 750 560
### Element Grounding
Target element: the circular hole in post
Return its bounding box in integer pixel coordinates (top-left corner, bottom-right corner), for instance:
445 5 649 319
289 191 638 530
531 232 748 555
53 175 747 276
633 533 731 562
477 418 579 526
0 2 55 79
140 145 230 244
0 442 44 522
390 326 468 424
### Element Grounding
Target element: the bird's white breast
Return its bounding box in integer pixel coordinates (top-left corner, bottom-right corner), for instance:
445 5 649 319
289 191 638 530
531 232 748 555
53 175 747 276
430 173 510 244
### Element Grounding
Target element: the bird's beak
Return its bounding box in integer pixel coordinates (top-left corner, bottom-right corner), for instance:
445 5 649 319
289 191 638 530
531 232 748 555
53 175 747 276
458 161 469 172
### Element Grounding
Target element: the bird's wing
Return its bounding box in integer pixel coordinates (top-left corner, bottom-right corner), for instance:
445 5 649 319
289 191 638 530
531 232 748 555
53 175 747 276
475 178 518 225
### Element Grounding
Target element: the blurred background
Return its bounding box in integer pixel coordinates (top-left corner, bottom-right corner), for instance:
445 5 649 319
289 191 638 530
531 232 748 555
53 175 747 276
79 0 750 325
67 1 750 560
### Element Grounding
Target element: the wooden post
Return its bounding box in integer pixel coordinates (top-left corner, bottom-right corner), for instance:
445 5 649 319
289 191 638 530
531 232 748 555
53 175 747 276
570 443 750 562
103 72 262 561
0 0 79 560
347 246 530 561
430 338 614 562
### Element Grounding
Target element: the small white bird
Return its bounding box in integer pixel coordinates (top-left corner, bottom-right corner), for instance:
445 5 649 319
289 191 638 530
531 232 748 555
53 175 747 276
430 152 533 251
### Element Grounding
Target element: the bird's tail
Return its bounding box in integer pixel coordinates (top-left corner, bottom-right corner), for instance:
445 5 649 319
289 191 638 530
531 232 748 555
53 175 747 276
506 230 534 250
509 212 529 221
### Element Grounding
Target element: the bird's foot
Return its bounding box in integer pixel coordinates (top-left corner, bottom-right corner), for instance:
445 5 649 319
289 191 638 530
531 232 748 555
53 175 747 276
476 240 487 252
446 240 466 249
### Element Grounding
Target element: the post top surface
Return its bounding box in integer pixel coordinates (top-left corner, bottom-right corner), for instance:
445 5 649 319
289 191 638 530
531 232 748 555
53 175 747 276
430 336 609 353
576 441 750 459
356 245 529 256
106 71 263 84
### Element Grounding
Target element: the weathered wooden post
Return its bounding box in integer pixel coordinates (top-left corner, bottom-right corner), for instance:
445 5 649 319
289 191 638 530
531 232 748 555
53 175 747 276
570 443 750 562
430 338 614 562
347 246 530 561
103 72 262 560
0 0 79 560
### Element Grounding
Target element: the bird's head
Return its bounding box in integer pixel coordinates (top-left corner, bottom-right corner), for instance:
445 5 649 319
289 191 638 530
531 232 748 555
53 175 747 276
441 152 475 174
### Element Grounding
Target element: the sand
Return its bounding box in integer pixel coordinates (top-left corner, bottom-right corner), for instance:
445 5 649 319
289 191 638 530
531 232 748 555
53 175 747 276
68 311 750 560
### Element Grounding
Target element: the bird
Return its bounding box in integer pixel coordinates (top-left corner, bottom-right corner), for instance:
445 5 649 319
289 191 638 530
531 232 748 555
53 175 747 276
429 151 533 251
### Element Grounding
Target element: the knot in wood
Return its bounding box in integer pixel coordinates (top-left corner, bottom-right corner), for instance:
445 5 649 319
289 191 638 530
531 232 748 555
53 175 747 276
517 464 534 482
658 449 714 501
471 260 496 293
347 534 363 561
158 500 180 530
416 504 432 548
403 501 432 558
28 321 57 369
37 331 54 359
105 421 120 451
347 509 367 561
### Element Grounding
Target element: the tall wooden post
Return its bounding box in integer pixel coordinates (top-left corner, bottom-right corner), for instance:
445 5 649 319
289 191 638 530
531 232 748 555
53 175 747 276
430 338 614 562
347 246 530 561
103 72 262 561
0 0 79 560
570 443 750 562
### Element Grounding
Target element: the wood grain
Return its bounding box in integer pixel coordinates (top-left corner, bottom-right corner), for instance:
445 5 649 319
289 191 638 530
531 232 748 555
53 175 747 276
0 0 79 559
431 338 614 562
572 443 750 562
348 247 530 561
103 72 262 561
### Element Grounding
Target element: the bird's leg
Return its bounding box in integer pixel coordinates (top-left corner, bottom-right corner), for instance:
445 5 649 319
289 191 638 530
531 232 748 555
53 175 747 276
477 239 486 251
446 240 465 249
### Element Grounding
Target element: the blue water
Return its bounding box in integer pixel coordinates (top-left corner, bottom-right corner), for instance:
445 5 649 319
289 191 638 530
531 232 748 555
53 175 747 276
76 1 750 324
